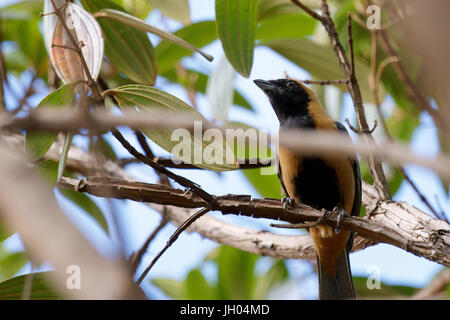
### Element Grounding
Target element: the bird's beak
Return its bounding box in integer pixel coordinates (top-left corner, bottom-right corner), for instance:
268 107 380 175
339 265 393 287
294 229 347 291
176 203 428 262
253 79 279 94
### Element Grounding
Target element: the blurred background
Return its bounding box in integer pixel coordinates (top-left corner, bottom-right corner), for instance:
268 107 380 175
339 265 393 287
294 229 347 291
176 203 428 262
0 0 449 299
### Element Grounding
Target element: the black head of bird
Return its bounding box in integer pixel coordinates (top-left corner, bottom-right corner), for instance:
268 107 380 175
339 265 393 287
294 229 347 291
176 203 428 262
254 79 311 121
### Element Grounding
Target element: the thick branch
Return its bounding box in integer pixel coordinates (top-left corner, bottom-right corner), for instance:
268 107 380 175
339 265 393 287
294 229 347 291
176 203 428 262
58 176 450 266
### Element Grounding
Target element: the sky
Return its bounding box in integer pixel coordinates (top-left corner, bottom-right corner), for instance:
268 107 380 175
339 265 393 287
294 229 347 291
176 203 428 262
1 0 449 299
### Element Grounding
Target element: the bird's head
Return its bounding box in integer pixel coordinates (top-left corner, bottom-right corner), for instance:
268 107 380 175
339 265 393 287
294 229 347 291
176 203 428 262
254 78 313 122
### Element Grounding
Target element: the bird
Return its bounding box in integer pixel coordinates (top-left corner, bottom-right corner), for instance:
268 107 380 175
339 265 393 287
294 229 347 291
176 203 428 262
254 78 361 299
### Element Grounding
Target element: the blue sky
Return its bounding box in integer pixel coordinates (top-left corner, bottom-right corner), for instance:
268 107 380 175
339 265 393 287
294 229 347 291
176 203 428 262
2 0 449 299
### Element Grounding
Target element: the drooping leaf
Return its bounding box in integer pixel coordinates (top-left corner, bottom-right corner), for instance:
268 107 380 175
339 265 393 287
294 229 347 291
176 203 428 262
80 0 157 85
59 189 109 235
226 122 279 198
0 251 28 281
243 168 281 199
256 13 317 42
215 0 258 77
264 38 379 103
155 21 218 74
104 85 238 171
184 268 218 300
148 0 191 25
206 55 235 121
151 278 185 300
57 132 74 181
35 159 59 185
25 83 76 161
33 160 109 233
0 272 60 300
93 135 118 160
93 9 212 62
215 245 259 299
253 258 288 299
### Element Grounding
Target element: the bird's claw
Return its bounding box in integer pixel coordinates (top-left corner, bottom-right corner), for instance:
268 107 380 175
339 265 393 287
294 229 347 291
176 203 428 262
281 197 295 212
331 206 347 234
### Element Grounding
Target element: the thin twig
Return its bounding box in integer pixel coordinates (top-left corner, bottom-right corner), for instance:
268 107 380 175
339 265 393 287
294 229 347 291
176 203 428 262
129 218 168 273
292 0 391 200
111 129 215 203
301 79 349 85
347 12 355 79
367 25 446 222
291 0 324 21
136 207 210 285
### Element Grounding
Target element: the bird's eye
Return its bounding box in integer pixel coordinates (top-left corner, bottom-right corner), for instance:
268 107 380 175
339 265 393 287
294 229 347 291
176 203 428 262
287 81 296 88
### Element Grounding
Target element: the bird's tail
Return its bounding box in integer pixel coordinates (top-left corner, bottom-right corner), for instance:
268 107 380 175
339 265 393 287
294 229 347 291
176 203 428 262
317 248 355 299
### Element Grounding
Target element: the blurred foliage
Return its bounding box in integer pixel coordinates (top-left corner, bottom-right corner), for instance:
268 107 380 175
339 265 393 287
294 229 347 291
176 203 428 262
0 0 447 300
152 245 289 299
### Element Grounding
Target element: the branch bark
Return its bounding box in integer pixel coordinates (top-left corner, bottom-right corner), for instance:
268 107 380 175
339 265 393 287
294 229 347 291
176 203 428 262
5 133 449 266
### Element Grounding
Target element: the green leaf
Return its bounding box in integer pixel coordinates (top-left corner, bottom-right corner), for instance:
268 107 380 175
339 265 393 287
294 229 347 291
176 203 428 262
33 160 109 233
93 136 118 160
1 0 47 77
80 0 157 85
0 221 13 243
243 168 281 199
0 251 28 281
256 13 316 42
25 84 76 161
215 246 258 299
225 122 280 198
110 0 152 19
151 278 185 300
184 268 218 300
161 68 254 112
215 0 258 77
59 189 109 235
104 85 238 171
155 21 218 74
353 276 419 298
35 159 59 185
264 38 378 103
57 133 74 181
253 258 288 299
257 0 311 21
0 272 60 300
148 0 191 25
93 9 212 62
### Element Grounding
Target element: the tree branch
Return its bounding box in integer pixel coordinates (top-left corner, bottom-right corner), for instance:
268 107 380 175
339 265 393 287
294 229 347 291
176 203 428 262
58 176 450 267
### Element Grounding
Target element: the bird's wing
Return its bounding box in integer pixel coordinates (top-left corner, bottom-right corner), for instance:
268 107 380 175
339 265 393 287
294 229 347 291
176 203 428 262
276 156 291 198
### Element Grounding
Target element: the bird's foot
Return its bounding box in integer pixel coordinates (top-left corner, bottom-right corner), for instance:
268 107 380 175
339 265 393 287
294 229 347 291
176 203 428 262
331 207 347 234
281 196 295 212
